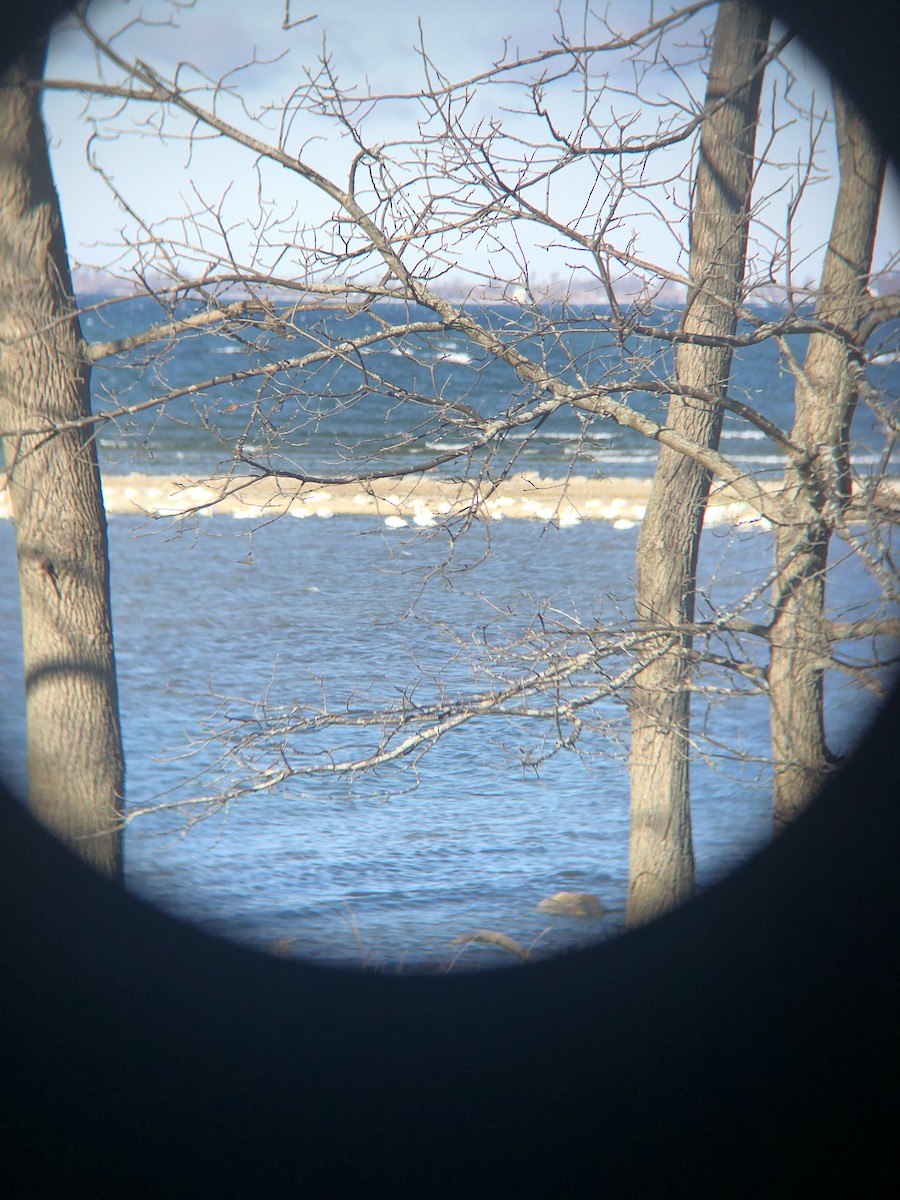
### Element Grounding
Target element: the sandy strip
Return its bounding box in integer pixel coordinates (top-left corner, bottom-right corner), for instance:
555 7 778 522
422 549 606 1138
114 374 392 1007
0 470 768 528
2 470 893 527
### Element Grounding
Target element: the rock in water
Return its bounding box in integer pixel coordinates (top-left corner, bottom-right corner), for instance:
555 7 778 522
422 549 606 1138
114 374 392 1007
535 891 604 918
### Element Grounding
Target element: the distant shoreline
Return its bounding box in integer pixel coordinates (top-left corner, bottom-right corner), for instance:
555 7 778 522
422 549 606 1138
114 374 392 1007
1 470 774 528
69 273 900 308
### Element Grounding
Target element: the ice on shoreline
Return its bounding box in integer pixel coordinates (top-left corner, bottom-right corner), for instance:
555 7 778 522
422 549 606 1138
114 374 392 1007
1 469 886 528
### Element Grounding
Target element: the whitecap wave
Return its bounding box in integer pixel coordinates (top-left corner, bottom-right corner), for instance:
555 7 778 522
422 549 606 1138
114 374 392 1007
507 429 613 444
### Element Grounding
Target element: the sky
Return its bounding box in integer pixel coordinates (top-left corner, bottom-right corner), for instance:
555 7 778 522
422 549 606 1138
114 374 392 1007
42 0 899 288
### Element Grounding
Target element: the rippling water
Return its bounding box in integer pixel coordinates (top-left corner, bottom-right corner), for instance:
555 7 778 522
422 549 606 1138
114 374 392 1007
83 298 899 483
0 510 887 969
1 298 895 967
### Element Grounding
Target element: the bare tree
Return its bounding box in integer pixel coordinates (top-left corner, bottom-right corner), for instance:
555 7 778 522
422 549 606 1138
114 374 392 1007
10 0 898 916
768 87 887 830
628 0 771 926
0 39 124 879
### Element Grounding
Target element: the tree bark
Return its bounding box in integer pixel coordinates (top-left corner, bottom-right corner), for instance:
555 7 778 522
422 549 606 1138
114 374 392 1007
627 2 770 927
0 44 125 879
769 90 885 831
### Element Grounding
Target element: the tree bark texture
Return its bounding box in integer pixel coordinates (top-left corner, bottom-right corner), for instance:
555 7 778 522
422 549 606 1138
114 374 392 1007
0 45 125 879
627 2 770 927
769 90 885 831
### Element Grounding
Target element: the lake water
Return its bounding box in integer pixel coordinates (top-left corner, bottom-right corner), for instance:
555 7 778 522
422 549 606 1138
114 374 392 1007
82 297 899 484
0 300 896 967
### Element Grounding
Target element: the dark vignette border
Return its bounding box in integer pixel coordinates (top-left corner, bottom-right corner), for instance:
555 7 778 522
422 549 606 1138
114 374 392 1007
1 3 898 1196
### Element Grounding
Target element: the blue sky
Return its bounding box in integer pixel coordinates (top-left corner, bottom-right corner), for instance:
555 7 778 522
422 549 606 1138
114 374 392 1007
42 0 899 286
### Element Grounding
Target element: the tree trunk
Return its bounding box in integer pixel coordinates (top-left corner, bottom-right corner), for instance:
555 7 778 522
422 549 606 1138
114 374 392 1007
0 44 125 879
769 90 885 831
627 2 770 926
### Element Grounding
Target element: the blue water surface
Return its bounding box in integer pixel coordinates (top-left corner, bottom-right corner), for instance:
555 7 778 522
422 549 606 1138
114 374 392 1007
1 295 896 967
1 507 888 969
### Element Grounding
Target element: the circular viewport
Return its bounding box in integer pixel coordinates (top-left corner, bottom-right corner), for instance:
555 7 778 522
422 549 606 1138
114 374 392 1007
1 0 897 970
